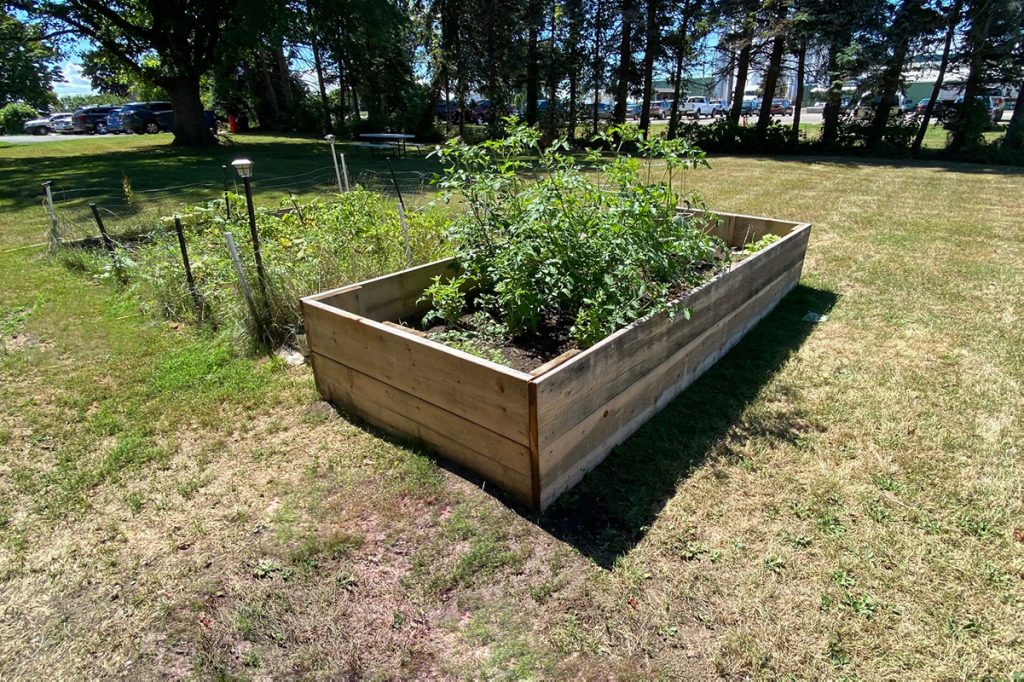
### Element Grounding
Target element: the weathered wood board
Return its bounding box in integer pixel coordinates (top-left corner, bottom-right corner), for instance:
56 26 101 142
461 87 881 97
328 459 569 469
302 210 811 510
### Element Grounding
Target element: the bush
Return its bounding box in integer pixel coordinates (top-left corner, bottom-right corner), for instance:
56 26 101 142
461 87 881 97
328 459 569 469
0 103 39 135
424 121 727 348
72 189 452 349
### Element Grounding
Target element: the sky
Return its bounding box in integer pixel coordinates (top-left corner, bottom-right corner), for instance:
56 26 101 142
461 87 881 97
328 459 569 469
53 60 95 97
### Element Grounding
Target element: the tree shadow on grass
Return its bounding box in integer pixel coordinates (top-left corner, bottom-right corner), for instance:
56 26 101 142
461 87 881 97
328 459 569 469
537 283 839 569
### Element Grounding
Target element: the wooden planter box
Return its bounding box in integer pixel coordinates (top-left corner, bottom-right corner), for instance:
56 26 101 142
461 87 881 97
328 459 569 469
301 210 811 510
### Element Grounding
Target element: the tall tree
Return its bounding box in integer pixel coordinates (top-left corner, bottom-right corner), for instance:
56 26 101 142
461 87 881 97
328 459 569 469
638 0 664 133
613 0 639 122
865 0 940 149
754 0 789 139
14 0 244 145
911 0 963 154
0 11 60 109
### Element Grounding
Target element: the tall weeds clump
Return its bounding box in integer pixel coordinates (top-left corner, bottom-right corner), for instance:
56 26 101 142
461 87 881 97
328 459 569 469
128 188 451 347
424 121 728 348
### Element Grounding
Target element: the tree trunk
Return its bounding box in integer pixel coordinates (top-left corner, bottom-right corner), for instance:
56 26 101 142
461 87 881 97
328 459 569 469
728 29 753 124
1003 76 1024 150
912 0 961 155
821 43 843 146
755 32 786 138
790 42 806 143
311 34 332 134
591 0 605 136
166 75 215 146
866 0 920 149
638 0 660 133
526 0 541 125
948 0 993 150
613 0 636 123
667 40 685 138
275 44 294 109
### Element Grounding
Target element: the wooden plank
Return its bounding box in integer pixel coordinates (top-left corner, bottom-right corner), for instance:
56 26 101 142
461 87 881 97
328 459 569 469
529 348 582 377
382 320 427 337
537 259 803 509
305 258 461 321
312 352 534 505
534 223 809 450
303 299 533 445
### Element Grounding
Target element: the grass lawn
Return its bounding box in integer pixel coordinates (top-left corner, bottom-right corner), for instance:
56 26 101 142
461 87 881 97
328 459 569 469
1 134 1022 678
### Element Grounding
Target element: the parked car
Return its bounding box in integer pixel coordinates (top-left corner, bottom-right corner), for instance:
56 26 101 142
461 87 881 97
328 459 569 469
647 100 673 120
739 98 759 115
626 103 642 118
709 99 726 116
584 102 614 120
681 96 717 119
118 101 174 134
22 112 72 135
436 100 463 123
952 95 1005 123
770 99 794 116
914 98 957 122
50 113 75 134
71 105 118 134
104 108 128 134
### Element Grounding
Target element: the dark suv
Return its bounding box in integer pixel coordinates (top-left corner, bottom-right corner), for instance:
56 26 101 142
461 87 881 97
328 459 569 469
119 101 175 134
72 105 118 134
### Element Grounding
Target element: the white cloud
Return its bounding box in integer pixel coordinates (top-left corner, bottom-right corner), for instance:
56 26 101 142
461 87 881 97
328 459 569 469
53 61 96 96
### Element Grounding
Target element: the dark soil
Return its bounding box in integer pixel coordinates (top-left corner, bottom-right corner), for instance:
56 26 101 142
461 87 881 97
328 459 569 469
422 310 578 373
412 254 746 374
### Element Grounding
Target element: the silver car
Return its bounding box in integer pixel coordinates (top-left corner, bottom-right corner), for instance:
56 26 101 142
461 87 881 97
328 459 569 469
23 112 73 135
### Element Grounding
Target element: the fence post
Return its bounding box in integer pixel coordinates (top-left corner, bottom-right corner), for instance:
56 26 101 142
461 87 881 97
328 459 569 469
175 217 203 317
327 135 344 193
222 165 231 220
41 181 60 248
386 158 405 211
224 231 263 337
340 152 350 192
89 203 116 254
397 202 412 267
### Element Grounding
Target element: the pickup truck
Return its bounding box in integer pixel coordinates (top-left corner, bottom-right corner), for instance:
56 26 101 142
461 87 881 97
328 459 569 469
681 96 718 119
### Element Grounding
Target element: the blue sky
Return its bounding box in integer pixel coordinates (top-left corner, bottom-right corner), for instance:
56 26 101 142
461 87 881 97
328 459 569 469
54 60 95 96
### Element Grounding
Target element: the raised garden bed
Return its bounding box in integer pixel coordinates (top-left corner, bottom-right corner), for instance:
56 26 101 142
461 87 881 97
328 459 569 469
302 209 811 510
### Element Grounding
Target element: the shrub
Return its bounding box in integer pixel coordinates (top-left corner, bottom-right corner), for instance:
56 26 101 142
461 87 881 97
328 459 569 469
104 188 451 348
0 103 38 135
424 120 727 348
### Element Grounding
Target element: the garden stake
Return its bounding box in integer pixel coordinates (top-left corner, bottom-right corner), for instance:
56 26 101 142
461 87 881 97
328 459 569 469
41 181 60 248
386 158 405 211
340 153 350 192
240 173 270 304
224 231 263 338
326 135 344 193
174 217 203 317
397 202 412 266
89 203 116 255
221 165 231 220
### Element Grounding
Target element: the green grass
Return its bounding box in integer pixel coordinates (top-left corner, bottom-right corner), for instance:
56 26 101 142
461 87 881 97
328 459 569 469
1 133 1023 678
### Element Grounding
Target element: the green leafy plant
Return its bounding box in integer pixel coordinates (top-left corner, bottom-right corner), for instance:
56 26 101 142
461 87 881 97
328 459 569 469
744 233 781 254
424 119 726 348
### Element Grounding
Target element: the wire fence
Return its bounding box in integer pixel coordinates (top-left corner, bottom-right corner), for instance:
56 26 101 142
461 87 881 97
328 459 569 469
41 162 440 249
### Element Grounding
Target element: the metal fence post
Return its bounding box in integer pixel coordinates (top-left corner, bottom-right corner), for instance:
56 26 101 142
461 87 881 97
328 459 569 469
340 152 350 192
224 231 262 333
89 203 116 254
175 217 203 317
397 202 412 267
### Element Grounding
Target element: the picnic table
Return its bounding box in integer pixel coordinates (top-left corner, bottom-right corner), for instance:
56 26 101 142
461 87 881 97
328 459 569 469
358 133 416 158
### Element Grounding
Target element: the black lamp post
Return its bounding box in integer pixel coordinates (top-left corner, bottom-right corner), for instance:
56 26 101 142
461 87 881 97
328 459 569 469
231 158 268 302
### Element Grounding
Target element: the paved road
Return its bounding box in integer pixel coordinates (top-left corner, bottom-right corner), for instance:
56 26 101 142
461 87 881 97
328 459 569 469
0 134 102 144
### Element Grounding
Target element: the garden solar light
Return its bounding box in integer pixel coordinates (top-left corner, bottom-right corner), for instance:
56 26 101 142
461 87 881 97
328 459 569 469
231 158 254 178
325 134 335 142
